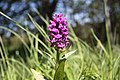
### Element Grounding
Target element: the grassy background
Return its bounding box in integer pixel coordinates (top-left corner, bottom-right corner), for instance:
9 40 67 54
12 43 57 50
0 11 120 80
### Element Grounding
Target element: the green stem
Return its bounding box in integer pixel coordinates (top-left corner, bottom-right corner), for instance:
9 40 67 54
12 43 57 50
55 50 60 70
103 0 113 80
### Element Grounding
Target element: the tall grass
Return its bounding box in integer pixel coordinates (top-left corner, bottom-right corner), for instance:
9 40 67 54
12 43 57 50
103 0 113 79
0 11 120 80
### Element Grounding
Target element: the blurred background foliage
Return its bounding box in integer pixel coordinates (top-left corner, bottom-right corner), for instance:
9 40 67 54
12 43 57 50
0 0 120 52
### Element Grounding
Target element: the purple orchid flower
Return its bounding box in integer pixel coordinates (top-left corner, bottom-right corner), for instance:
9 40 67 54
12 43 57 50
48 13 69 49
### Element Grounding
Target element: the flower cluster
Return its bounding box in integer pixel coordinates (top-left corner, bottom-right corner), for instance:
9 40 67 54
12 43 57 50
48 13 69 49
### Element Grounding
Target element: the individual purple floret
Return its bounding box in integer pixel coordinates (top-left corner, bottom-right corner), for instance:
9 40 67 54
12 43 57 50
48 13 69 49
